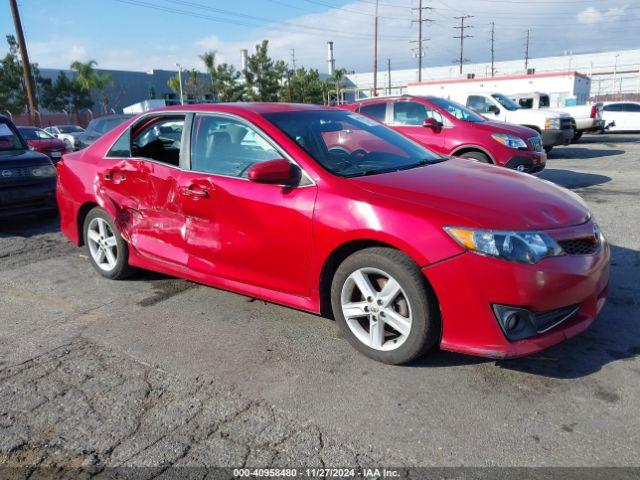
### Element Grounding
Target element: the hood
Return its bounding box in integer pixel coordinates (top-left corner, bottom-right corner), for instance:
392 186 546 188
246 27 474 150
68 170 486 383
0 149 53 168
351 158 590 231
470 120 539 139
27 138 66 149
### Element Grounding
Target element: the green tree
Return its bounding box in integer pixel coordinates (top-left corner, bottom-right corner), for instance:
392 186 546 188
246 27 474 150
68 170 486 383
0 35 29 114
200 50 216 86
244 40 286 101
167 73 181 96
283 67 326 104
327 67 347 104
70 60 113 114
199 50 244 102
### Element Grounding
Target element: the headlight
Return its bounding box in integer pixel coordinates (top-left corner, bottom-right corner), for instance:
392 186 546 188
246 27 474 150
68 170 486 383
491 133 527 149
444 226 564 264
31 165 57 178
545 117 561 130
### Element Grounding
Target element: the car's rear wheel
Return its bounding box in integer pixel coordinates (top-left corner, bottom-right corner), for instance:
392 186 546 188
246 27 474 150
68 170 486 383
330 247 439 364
458 151 491 163
83 207 132 280
572 131 583 143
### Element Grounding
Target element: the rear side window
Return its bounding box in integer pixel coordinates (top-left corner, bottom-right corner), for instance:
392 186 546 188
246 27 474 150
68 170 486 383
622 103 640 112
357 103 386 122
604 104 623 112
392 102 443 126
517 98 533 109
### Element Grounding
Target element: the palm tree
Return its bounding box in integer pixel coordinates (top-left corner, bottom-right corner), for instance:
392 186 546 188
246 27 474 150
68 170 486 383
331 68 347 105
200 51 216 85
70 60 113 114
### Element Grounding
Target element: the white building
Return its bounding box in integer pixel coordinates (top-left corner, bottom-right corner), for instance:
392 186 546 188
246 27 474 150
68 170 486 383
345 48 640 101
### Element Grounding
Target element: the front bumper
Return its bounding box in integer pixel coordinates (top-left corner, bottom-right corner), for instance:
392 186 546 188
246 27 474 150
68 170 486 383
424 224 610 358
541 128 573 147
504 151 546 173
0 179 58 217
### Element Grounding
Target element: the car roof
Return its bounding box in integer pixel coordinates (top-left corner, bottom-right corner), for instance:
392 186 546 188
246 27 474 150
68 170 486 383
354 95 439 104
145 102 334 115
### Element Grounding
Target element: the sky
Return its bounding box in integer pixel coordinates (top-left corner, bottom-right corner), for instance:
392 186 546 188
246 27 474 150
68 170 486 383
1 0 639 75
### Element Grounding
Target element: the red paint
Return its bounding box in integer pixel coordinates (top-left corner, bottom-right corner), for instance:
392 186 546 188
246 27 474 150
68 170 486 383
344 96 546 170
56 103 609 359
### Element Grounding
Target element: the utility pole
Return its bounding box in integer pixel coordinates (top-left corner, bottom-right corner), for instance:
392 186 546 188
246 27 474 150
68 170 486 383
490 21 496 77
387 58 391 95
9 0 39 125
411 0 433 82
524 29 530 71
290 48 296 70
372 0 379 96
453 15 473 75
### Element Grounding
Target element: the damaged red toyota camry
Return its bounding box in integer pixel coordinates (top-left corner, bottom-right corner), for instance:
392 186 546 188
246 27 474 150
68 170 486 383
56 104 610 364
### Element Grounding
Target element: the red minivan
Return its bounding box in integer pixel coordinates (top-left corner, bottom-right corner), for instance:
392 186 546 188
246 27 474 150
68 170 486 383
345 95 546 173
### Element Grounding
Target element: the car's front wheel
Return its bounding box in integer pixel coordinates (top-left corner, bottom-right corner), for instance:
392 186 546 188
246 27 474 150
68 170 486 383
83 207 132 279
330 247 440 364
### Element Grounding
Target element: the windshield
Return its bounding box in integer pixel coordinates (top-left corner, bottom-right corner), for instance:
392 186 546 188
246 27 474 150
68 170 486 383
428 97 486 123
97 117 130 134
492 94 520 111
18 127 54 140
58 125 84 133
0 122 26 151
263 110 444 178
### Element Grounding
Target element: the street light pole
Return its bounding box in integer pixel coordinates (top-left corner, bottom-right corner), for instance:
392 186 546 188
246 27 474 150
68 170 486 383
175 63 184 105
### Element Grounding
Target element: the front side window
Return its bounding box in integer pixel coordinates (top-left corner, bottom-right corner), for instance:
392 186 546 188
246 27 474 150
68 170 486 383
190 115 280 178
517 98 534 109
0 122 25 151
264 110 443 178
467 95 492 113
539 95 551 108
622 103 640 112
604 104 623 112
393 102 444 126
357 103 387 122
428 97 486 123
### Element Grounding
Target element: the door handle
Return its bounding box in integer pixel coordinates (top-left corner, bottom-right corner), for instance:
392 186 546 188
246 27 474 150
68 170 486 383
181 186 209 199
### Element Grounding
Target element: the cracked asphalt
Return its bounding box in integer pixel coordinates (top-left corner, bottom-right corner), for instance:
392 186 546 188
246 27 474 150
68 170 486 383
0 133 639 474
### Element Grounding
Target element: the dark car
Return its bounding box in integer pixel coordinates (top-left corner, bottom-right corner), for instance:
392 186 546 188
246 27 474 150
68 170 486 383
76 115 132 150
0 116 57 218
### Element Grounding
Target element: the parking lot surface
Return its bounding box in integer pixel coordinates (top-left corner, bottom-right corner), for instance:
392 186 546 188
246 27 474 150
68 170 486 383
1 134 639 472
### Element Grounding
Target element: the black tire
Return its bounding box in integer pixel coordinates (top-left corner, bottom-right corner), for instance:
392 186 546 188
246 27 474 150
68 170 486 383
544 146 553 153
330 247 440 365
571 131 583 143
459 151 491 163
83 207 133 280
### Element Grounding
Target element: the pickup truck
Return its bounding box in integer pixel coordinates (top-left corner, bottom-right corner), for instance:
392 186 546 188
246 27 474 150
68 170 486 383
509 92 604 142
448 92 574 152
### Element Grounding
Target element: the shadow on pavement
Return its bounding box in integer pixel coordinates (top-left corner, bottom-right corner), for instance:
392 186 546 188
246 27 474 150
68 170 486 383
579 134 640 144
0 213 60 237
538 168 611 189
412 244 640 380
548 147 625 159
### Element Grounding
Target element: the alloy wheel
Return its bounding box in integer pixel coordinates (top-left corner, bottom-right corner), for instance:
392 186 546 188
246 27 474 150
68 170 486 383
340 267 412 351
86 217 119 272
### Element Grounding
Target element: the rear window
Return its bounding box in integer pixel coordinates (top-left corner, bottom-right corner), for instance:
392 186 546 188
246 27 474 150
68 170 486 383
0 122 25 151
357 103 386 122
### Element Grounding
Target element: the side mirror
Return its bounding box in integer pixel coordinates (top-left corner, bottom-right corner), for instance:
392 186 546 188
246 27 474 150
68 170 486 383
248 159 299 185
423 117 443 132
487 105 500 115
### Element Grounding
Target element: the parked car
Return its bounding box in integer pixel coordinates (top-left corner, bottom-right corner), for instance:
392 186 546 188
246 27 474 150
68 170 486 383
0 116 57 217
602 101 640 132
345 95 546 173
509 92 604 142
76 115 132 150
44 124 85 150
57 104 609 364
17 126 70 163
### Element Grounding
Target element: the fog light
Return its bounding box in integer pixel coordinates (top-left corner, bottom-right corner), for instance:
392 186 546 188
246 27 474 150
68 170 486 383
492 304 537 341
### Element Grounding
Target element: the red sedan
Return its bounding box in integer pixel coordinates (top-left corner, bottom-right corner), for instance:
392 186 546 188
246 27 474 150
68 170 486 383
344 95 546 173
17 126 69 163
56 104 609 364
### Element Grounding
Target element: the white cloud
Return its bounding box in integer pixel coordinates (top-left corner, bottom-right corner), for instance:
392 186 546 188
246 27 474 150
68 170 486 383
577 5 627 24
28 36 89 67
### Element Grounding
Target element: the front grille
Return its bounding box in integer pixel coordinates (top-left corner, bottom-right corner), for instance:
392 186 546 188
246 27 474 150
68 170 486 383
532 304 579 333
559 238 598 255
561 118 574 130
0 167 32 181
528 136 543 152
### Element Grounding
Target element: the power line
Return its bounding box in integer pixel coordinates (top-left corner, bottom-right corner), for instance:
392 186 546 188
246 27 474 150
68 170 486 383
410 0 433 82
453 15 473 75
